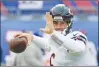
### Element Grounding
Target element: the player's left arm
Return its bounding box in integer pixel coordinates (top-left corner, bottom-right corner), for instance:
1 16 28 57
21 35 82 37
51 31 87 53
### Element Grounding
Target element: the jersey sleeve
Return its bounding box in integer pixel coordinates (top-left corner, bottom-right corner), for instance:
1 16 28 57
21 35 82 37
50 31 87 53
70 31 87 45
32 35 50 50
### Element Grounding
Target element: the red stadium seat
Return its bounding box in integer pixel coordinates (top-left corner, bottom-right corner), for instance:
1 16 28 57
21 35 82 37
0 2 8 15
63 0 98 14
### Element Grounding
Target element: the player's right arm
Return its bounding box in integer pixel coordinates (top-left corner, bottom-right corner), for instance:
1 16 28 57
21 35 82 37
14 32 49 50
32 35 49 50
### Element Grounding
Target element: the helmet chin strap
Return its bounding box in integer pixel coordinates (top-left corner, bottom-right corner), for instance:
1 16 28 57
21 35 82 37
62 22 72 36
62 28 72 36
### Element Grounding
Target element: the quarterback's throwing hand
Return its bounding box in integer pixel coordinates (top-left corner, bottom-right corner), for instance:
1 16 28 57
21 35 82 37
14 32 33 45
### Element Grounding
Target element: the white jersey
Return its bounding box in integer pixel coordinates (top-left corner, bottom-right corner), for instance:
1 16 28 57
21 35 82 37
87 41 97 57
14 42 43 66
50 31 98 66
5 51 17 66
5 32 44 66
35 33 58 66
33 33 59 66
33 30 98 66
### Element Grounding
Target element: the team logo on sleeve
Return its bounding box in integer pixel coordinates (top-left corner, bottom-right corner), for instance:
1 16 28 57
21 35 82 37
71 33 87 45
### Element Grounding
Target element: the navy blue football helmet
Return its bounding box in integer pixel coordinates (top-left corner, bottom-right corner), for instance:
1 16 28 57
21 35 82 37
50 4 73 34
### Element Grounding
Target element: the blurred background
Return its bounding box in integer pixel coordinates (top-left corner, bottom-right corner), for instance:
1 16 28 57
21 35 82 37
0 0 98 65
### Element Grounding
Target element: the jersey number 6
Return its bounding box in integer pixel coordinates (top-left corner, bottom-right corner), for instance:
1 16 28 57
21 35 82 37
50 53 55 66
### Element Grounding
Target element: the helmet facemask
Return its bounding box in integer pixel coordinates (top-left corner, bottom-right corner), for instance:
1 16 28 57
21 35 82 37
61 17 73 35
51 14 73 35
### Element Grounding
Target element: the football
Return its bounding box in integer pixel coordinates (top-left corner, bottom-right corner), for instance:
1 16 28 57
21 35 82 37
9 37 28 53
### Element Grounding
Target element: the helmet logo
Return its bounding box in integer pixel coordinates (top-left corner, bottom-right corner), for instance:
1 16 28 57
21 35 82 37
68 8 73 15
53 16 63 21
